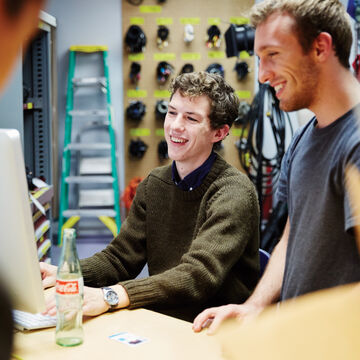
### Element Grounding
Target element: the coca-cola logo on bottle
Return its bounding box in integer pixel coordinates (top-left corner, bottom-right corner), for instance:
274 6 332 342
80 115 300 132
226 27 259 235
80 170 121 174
56 279 79 295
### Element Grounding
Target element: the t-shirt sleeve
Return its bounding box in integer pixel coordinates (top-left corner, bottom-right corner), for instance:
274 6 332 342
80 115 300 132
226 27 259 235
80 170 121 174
344 141 360 231
275 126 306 205
275 149 290 204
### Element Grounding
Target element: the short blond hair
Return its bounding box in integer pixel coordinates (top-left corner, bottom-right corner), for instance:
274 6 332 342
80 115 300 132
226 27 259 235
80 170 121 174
250 0 352 68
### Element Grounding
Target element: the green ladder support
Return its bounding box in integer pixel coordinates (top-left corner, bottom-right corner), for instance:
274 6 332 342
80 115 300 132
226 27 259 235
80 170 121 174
58 45 121 245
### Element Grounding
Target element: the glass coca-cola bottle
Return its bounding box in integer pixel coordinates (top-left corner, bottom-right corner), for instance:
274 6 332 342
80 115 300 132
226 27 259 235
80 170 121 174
55 228 84 347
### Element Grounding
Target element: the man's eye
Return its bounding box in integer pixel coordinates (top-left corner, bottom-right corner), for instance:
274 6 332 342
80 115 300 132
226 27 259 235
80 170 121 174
168 111 177 116
269 52 278 58
188 117 198 122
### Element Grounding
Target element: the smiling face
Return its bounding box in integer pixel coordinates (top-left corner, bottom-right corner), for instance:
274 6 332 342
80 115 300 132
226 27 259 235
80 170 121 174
255 12 320 112
164 90 228 177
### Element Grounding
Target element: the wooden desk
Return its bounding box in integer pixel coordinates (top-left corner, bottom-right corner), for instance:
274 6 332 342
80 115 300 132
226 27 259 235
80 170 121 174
13 308 223 360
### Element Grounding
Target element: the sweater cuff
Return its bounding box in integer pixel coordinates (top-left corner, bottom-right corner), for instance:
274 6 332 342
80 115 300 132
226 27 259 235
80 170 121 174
120 278 163 309
80 259 94 283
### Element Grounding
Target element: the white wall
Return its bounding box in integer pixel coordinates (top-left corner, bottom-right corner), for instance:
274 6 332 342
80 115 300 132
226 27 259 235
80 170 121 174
45 0 125 195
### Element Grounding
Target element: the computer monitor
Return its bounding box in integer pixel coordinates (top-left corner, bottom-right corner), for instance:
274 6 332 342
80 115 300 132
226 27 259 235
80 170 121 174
0 129 46 313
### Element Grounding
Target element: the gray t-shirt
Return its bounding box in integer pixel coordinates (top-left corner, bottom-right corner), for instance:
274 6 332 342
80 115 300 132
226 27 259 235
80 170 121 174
277 107 360 301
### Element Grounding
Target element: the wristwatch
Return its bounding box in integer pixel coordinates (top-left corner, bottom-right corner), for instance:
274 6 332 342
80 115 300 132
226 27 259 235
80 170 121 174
101 287 119 310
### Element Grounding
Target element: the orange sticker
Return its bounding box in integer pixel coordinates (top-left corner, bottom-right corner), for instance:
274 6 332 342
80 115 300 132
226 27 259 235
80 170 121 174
56 280 79 295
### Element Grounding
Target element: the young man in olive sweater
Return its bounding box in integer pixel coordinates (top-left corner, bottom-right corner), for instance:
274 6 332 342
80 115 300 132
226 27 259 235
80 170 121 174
41 71 260 322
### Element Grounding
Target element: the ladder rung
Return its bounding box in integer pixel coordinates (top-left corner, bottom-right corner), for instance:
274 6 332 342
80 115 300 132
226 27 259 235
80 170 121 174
66 143 111 151
63 209 116 217
72 77 107 87
80 157 112 175
79 189 114 207
68 109 108 117
70 45 108 53
65 176 114 184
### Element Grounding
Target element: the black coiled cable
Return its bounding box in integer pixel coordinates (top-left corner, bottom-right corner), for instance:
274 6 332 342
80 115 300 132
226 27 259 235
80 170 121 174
237 83 293 218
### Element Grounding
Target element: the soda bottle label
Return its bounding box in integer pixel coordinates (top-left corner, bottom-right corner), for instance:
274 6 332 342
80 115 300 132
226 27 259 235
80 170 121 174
56 279 80 295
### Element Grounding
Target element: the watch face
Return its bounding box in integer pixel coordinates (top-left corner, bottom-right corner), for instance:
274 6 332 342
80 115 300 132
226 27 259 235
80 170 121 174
105 290 119 306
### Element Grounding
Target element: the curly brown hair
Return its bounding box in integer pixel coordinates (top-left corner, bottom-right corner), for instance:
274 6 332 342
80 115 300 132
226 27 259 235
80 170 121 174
169 71 240 130
250 0 352 69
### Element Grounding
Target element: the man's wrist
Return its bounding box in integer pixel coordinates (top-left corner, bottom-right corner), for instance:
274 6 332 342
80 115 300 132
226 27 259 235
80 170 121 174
102 285 130 311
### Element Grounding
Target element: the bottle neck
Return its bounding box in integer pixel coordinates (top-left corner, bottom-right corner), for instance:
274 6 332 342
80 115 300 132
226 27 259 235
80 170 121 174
58 230 81 275
62 234 77 258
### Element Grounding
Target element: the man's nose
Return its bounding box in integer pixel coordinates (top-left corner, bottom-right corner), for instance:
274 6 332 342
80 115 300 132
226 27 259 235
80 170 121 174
258 59 273 84
171 114 185 130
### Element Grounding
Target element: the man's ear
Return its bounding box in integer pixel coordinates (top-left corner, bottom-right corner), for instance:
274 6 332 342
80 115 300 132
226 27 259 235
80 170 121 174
212 125 230 143
313 32 333 63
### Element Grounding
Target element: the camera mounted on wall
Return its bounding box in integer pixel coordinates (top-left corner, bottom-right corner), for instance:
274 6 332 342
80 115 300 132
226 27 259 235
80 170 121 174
126 100 146 121
125 25 147 53
157 25 169 49
224 24 255 57
129 62 141 84
155 100 169 121
129 139 148 158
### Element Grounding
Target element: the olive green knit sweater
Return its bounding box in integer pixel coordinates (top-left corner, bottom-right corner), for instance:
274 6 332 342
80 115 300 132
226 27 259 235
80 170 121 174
80 155 260 321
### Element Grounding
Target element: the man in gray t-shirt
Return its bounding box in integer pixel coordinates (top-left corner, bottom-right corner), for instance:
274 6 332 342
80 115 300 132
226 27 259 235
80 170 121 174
277 109 360 301
193 0 360 334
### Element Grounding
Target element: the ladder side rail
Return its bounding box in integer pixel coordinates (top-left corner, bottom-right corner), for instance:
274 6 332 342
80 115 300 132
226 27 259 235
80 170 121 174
103 50 121 232
58 50 77 244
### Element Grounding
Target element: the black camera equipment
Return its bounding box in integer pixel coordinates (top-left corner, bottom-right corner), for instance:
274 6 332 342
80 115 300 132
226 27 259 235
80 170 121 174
125 25 147 53
157 25 170 49
235 101 251 125
180 63 194 74
234 61 249 80
157 140 168 160
129 62 141 84
206 25 221 48
206 63 224 77
126 101 146 121
156 61 174 84
129 139 148 158
224 24 255 57
155 100 169 121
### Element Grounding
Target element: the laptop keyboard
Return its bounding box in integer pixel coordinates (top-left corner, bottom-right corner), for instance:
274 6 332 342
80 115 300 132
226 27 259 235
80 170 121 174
13 310 57 330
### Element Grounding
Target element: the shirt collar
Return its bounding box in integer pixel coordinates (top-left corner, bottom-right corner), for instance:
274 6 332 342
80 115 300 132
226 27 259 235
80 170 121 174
172 152 217 191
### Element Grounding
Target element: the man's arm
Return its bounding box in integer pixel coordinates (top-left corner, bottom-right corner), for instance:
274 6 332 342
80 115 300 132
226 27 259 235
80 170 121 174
192 217 290 334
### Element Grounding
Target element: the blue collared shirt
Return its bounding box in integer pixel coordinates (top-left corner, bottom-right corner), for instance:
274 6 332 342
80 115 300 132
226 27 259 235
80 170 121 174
172 152 217 191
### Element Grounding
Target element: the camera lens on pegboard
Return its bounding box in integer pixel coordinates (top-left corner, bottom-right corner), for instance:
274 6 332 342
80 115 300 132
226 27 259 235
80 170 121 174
125 25 147 53
155 100 169 121
180 63 194 74
126 100 146 122
156 61 174 84
128 139 148 158
234 61 250 81
157 140 168 160
206 63 225 77
129 62 141 84
224 24 255 58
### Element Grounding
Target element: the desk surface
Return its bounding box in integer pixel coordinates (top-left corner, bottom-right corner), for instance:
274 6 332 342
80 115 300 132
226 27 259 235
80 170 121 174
13 308 223 360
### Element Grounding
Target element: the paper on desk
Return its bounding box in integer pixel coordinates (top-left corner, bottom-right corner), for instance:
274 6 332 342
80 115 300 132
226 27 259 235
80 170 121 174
109 331 148 347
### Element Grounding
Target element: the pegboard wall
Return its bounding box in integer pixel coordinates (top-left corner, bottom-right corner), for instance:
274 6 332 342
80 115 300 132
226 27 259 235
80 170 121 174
122 0 255 186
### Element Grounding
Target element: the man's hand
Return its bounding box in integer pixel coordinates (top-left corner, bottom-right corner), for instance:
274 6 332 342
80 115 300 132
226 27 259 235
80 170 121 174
82 287 109 316
39 262 57 289
192 303 264 335
43 286 108 317
42 284 130 317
